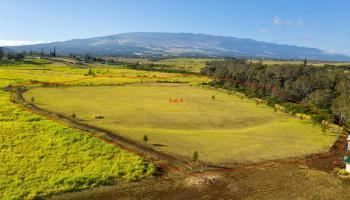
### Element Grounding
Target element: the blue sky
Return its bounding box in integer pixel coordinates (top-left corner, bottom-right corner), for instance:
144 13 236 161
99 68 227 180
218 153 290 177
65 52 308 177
1 0 349 55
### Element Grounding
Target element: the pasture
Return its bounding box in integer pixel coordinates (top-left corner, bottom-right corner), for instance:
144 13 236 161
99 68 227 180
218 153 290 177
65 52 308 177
24 83 337 164
0 91 155 199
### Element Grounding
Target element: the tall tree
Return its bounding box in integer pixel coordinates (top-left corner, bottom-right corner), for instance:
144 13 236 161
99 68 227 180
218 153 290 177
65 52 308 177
52 47 57 57
0 47 4 60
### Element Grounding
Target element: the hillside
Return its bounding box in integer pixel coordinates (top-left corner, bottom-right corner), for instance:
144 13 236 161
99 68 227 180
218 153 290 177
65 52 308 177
6 32 350 61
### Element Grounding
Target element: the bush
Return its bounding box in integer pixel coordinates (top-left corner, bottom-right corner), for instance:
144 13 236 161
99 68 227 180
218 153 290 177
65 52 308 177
192 150 198 162
334 168 350 176
93 114 104 119
143 134 148 143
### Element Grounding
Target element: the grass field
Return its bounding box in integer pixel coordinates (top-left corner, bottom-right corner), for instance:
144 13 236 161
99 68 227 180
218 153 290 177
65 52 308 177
25 83 337 164
0 59 209 89
0 91 155 199
108 57 213 72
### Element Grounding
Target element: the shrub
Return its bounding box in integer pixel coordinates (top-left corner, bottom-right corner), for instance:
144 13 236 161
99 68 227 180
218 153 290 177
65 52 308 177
143 134 148 143
334 168 349 176
31 97 35 102
93 114 104 119
192 150 198 162
72 113 76 118
211 95 215 100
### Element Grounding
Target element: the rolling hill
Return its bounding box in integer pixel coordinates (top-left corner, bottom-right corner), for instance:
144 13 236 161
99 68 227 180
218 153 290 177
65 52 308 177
6 32 350 61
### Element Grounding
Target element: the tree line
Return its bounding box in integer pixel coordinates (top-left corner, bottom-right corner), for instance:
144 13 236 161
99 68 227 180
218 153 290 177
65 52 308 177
72 55 194 74
201 59 350 127
0 47 58 62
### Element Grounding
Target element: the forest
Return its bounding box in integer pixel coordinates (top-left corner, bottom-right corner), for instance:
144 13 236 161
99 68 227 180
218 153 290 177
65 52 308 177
201 59 350 127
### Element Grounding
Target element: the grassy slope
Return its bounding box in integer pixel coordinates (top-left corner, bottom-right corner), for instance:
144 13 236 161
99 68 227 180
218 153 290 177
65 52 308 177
25 84 337 164
0 60 175 199
0 91 155 199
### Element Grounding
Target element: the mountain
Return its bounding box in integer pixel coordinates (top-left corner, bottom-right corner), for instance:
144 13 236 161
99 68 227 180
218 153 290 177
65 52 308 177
5 32 350 61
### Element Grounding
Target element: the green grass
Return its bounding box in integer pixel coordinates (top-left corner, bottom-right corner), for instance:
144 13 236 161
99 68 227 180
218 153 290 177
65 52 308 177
107 57 213 72
0 91 155 199
0 59 209 89
25 83 337 164
0 59 168 199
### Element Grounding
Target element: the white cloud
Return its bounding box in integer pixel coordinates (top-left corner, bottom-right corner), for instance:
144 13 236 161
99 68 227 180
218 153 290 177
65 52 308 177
323 49 337 55
258 28 273 33
0 40 43 46
272 17 304 26
272 17 284 25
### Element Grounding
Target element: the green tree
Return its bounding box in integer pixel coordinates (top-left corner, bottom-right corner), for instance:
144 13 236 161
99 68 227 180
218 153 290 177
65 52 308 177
87 69 95 77
31 97 35 102
72 113 76 118
52 48 57 57
143 134 148 143
332 92 350 124
0 47 4 60
15 53 24 61
192 150 198 162
211 95 215 100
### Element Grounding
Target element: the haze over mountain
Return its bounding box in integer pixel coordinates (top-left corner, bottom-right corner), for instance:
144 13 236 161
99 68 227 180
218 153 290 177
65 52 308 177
6 32 350 61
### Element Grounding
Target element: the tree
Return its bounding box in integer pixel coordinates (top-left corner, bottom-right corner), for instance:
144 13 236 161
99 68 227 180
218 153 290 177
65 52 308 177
143 134 148 143
192 150 198 162
87 69 95 76
332 92 350 124
31 97 35 102
0 47 4 60
15 53 24 61
211 95 215 100
304 58 308 66
52 48 56 57
72 113 76 118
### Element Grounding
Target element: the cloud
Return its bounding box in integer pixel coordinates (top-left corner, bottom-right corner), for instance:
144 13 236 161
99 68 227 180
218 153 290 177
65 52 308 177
0 40 43 46
258 28 273 33
322 49 338 55
272 17 304 26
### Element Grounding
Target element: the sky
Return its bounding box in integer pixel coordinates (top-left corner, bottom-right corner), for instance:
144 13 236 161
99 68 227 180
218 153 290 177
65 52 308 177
1 0 350 55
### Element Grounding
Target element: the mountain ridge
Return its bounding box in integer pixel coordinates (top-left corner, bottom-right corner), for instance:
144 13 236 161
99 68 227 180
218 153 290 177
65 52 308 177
5 32 350 61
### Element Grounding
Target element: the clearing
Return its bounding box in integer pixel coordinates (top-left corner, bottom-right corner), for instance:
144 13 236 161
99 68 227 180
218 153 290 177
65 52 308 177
24 83 337 164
